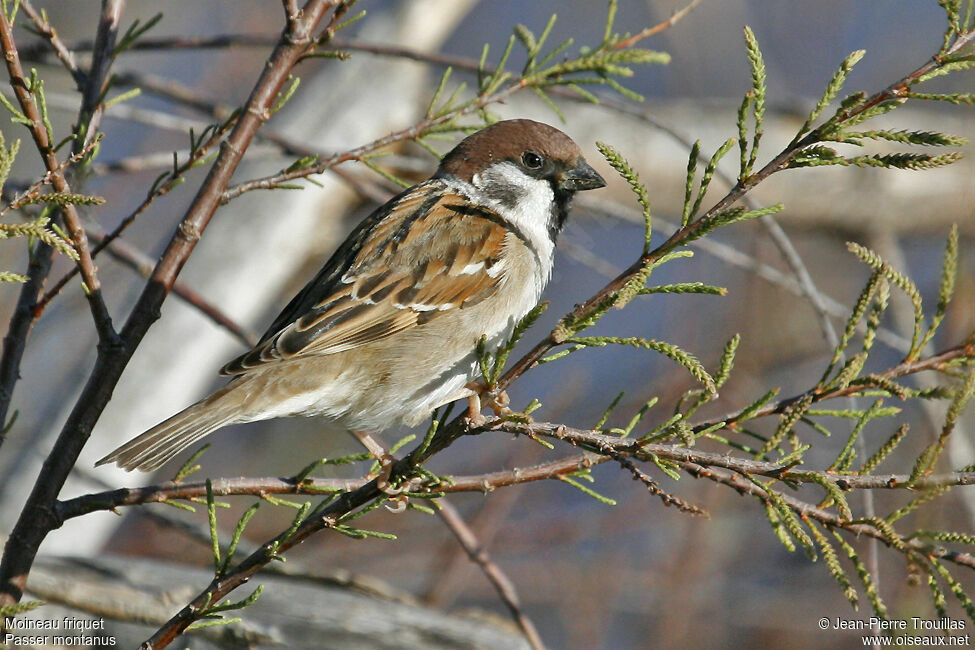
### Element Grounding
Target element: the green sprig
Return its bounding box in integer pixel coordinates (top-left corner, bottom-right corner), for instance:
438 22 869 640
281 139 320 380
793 49 866 143
688 138 736 224
833 531 888 618
559 474 617 505
568 335 716 396
809 522 859 609
597 141 652 253
930 558 975 624
742 27 767 175
857 424 909 475
847 242 926 359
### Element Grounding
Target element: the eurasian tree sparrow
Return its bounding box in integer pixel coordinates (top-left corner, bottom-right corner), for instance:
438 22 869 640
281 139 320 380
98 119 605 471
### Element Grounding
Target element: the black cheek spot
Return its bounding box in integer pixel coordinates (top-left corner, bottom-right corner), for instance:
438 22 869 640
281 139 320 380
548 185 574 240
482 184 521 210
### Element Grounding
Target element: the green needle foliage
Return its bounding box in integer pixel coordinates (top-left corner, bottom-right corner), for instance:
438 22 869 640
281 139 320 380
0 132 98 282
414 0 670 160
536 1 975 627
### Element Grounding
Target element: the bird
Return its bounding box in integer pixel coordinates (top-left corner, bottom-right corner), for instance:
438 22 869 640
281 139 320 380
97 119 606 472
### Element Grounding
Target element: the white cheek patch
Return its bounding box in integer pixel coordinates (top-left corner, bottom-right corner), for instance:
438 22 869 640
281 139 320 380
472 162 556 269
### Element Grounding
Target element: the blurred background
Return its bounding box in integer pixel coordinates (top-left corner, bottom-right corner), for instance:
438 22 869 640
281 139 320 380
1 0 973 648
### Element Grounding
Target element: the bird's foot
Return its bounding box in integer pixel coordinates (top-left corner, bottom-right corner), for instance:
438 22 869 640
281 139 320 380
465 383 512 428
350 430 404 496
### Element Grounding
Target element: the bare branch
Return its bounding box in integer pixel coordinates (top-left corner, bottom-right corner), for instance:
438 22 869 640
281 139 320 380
435 500 545 650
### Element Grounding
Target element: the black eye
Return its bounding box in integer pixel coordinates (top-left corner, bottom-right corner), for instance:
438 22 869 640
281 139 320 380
522 151 544 169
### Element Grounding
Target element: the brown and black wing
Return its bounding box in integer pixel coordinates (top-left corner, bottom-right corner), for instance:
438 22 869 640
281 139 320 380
220 182 510 375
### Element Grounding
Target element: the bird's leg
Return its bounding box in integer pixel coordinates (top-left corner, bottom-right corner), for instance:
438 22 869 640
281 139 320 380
466 391 487 427
465 381 512 426
349 430 403 496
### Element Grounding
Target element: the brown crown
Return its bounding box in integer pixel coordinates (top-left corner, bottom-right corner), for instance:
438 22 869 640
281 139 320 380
438 119 584 182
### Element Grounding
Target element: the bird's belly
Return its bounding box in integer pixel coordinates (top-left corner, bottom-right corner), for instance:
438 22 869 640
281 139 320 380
335 299 522 431
246 249 546 433
295 281 539 431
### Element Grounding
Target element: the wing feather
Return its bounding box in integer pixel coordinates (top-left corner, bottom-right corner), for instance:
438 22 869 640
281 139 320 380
221 182 510 375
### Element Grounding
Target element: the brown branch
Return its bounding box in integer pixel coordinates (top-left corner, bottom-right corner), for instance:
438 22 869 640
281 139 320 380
55 454 598 520
0 9 111 315
57 476 365 520
0 139 103 215
435 500 546 650
18 33 277 62
0 0 344 614
57 435 975 521
20 0 84 86
114 70 238 120
79 0 125 148
107 68 400 205
218 105 486 203
680 462 975 570
491 419 975 491
83 224 260 347
216 7 680 204
612 0 706 50
0 1 122 434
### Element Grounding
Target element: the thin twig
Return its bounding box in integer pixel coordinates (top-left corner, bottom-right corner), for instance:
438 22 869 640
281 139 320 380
612 0 706 50
0 1 123 434
680 461 975 570
435 500 546 650
79 0 126 148
0 9 112 327
20 0 84 86
84 223 260 346
58 458 975 519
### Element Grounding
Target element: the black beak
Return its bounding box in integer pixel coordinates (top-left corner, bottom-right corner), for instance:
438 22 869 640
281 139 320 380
558 159 606 192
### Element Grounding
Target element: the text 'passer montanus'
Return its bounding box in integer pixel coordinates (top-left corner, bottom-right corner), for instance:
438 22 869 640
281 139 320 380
98 119 606 471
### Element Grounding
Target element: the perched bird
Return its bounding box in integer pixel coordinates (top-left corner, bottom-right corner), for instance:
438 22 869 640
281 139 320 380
98 119 606 472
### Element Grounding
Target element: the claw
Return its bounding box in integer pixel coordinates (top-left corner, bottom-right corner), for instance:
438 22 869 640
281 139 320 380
465 382 513 425
384 495 408 513
487 389 512 417
375 458 405 496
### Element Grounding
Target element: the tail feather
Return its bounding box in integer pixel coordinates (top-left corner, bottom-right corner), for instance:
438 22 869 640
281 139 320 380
96 397 238 472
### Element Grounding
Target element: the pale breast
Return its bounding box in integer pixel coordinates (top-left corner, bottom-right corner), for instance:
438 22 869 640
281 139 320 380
342 232 548 429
